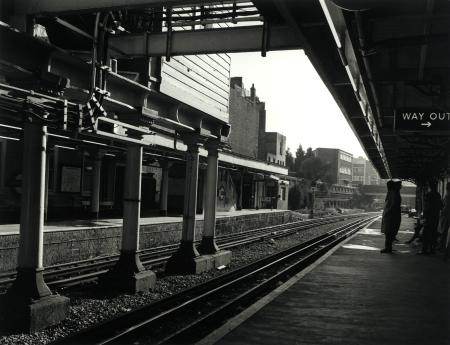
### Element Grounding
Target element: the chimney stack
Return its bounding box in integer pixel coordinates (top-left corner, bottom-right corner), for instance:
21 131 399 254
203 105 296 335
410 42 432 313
250 83 256 102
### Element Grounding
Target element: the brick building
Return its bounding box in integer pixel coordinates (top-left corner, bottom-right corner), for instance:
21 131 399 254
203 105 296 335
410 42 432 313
227 77 289 210
228 78 265 159
228 77 286 167
261 132 286 166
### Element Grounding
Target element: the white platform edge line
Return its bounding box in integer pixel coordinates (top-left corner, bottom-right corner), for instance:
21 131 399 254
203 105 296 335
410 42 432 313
195 216 381 345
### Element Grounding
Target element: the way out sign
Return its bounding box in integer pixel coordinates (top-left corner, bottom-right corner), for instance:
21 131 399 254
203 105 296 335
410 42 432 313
395 109 450 133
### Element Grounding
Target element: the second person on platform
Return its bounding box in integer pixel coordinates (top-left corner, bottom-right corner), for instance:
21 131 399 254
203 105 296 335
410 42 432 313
381 180 402 253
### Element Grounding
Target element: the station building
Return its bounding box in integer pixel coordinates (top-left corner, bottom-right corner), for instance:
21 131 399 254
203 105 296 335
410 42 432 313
0 73 290 223
0 3 294 330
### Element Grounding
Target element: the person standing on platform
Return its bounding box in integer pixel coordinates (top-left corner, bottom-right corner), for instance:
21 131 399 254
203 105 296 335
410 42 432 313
381 180 402 253
438 182 450 258
419 180 443 255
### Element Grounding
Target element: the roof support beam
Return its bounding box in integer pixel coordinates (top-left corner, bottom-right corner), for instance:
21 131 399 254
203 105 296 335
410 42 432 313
365 33 448 54
13 0 228 15
418 0 435 80
109 25 300 57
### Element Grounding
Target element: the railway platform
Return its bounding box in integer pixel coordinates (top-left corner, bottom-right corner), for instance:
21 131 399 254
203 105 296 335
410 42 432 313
0 208 291 235
0 209 304 272
205 215 450 345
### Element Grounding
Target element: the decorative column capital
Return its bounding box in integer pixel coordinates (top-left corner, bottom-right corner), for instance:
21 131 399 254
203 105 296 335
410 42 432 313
180 133 205 153
204 139 223 156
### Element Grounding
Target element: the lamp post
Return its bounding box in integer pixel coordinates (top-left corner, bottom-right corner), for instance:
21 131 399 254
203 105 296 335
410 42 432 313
310 186 317 219
310 180 324 219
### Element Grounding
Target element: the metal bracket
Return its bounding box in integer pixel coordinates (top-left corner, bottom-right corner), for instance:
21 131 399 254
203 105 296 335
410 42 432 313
165 6 173 62
61 99 68 130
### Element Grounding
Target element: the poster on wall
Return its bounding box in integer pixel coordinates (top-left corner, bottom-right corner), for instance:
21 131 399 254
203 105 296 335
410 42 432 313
61 166 81 193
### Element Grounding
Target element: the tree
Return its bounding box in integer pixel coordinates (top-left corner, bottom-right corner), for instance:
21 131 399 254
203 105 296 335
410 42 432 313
285 148 295 172
288 181 310 210
305 147 314 158
299 156 331 182
288 185 302 210
294 144 305 174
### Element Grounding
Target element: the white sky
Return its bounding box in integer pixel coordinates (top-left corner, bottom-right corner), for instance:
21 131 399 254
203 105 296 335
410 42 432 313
229 50 367 159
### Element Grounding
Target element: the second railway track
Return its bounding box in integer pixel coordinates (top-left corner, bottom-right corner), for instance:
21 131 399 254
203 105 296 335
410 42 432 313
52 214 379 345
0 213 375 291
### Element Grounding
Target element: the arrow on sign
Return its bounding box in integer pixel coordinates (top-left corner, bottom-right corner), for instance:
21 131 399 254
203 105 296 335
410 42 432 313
421 121 431 127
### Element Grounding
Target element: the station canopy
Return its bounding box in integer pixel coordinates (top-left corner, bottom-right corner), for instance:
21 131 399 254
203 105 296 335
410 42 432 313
251 0 450 182
1 0 449 182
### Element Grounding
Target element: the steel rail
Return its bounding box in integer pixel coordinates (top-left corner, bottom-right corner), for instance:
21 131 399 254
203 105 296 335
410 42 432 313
44 214 364 288
0 213 375 291
51 215 378 345
160 217 378 344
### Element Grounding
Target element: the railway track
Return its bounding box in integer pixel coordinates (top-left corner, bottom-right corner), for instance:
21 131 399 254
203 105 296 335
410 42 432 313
0 213 373 291
52 214 379 345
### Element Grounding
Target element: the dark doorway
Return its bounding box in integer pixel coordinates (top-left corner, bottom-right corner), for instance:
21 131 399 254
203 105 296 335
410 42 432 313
196 171 204 214
114 165 125 214
141 174 156 216
242 175 254 209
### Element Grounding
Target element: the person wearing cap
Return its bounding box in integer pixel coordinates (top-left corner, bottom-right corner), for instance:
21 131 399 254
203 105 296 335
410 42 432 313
380 180 402 253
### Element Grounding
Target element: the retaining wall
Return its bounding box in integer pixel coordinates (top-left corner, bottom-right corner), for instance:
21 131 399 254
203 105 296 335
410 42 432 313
0 210 303 272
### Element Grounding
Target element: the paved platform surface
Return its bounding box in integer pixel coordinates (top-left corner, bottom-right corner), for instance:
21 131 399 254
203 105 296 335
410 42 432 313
212 215 450 345
0 209 288 235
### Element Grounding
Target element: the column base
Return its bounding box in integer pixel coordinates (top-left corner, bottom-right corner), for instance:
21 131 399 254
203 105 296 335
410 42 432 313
165 241 203 275
159 210 168 217
211 250 232 268
166 242 232 275
102 251 156 294
198 236 220 255
3 268 69 332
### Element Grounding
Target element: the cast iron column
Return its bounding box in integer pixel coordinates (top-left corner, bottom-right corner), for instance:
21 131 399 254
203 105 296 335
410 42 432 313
181 136 201 247
166 134 203 273
90 150 103 219
198 140 220 254
5 115 69 332
159 160 170 216
237 170 244 210
106 144 156 293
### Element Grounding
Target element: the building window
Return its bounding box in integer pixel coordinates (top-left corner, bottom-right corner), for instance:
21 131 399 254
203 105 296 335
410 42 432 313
353 167 364 175
339 153 352 162
339 167 351 175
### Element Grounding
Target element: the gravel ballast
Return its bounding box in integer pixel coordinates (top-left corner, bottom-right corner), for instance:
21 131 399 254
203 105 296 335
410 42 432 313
0 218 364 344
